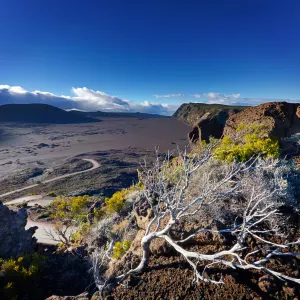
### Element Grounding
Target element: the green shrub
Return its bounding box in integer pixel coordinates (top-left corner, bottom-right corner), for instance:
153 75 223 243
104 182 145 215
0 253 46 299
112 240 131 259
105 189 129 214
71 222 91 246
49 195 92 246
50 195 91 223
213 123 280 162
47 191 57 197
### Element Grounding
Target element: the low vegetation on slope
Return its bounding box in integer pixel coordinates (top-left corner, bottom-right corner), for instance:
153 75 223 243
80 123 299 299
1 117 300 299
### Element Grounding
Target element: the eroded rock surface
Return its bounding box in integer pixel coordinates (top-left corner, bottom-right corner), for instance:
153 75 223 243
0 201 36 258
224 102 300 139
189 110 239 143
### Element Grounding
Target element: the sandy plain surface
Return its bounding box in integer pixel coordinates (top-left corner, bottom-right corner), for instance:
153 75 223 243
0 117 191 179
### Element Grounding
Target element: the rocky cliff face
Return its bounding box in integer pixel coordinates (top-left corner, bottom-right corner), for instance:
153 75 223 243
0 201 36 258
224 102 300 138
188 110 240 143
173 103 246 143
173 103 246 126
180 102 300 146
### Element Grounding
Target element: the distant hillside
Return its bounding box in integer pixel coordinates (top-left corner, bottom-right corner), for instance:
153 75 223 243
173 103 247 126
69 110 169 119
0 104 98 124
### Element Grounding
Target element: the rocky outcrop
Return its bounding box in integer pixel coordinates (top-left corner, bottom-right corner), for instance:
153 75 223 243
173 103 246 127
224 102 300 139
173 103 246 143
0 201 36 258
189 110 239 143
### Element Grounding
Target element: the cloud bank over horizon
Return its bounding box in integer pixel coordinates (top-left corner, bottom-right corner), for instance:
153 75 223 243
0 85 299 115
0 85 176 115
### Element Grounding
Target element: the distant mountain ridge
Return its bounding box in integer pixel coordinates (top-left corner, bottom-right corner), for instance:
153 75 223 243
0 104 168 124
69 110 169 119
0 104 97 124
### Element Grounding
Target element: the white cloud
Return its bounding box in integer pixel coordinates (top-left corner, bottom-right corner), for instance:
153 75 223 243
0 84 176 115
190 92 300 106
203 92 242 104
0 85 27 94
153 93 184 98
1 84 299 116
191 94 201 98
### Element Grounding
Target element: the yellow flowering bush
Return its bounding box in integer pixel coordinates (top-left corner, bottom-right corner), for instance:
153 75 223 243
105 182 144 215
0 253 46 299
50 195 91 223
112 240 131 259
214 123 280 162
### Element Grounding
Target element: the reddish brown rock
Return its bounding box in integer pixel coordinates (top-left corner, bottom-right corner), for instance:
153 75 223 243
258 275 276 293
224 102 300 139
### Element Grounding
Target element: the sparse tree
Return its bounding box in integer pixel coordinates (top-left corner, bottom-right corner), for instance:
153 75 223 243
45 195 91 246
92 145 300 293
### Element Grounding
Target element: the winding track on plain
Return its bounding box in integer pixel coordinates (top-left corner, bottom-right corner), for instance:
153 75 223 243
2 158 100 244
0 158 100 199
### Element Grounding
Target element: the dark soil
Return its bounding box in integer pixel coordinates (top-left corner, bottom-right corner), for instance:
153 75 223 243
112 217 300 300
112 250 300 300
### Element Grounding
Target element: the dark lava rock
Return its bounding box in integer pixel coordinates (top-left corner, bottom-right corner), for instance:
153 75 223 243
0 201 36 258
258 275 276 293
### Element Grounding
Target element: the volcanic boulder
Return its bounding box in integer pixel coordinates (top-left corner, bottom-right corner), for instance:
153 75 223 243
0 201 36 258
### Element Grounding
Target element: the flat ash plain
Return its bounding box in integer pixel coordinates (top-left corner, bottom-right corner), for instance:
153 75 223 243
0 117 191 199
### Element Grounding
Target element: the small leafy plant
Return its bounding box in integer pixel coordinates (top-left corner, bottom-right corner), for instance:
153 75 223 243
112 240 131 259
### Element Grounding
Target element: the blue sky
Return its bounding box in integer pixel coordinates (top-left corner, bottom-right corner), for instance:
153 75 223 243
0 0 300 114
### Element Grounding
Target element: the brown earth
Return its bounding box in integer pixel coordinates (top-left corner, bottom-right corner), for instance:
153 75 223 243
224 102 300 139
112 225 300 300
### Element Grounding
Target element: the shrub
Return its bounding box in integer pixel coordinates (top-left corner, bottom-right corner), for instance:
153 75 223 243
49 195 92 246
47 191 57 197
105 190 129 214
213 123 280 162
112 240 131 259
71 222 91 246
93 207 106 221
105 182 144 215
50 195 91 223
0 253 46 299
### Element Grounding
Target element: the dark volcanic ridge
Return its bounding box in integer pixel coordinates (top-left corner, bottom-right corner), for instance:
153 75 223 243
0 103 169 124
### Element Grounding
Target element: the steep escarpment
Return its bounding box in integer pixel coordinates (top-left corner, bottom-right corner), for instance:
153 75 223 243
224 101 300 138
184 102 300 147
174 103 246 143
173 103 246 126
